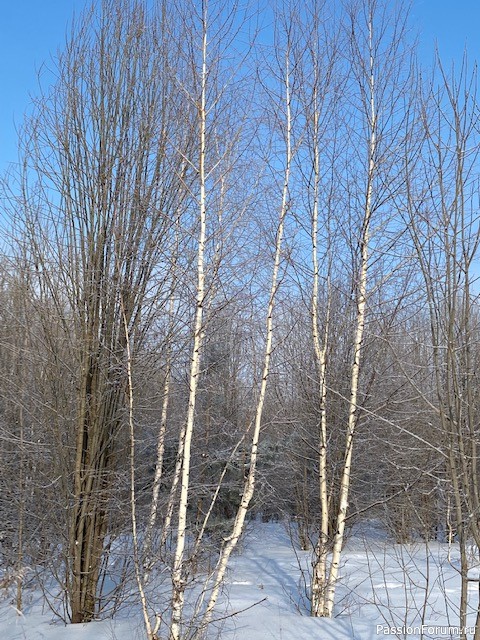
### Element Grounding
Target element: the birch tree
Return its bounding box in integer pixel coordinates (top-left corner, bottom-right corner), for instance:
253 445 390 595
289 0 344 614
168 0 209 633
196 9 295 631
304 0 415 616
121 2 266 638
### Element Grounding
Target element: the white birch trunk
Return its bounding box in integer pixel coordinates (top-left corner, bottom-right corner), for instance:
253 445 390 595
310 97 332 616
169 5 208 637
123 306 159 640
200 38 293 632
323 10 376 618
143 282 175 584
142 209 184 589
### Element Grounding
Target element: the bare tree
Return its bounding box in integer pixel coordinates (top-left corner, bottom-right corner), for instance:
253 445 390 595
6 0 192 623
282 0 416 617
405 55 480 640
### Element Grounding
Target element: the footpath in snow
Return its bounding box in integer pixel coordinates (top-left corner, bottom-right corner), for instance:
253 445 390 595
0 521 475 640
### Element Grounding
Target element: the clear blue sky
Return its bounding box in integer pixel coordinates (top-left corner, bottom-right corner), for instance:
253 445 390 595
0 1 85 173
0 0 479 174
413 0 480 64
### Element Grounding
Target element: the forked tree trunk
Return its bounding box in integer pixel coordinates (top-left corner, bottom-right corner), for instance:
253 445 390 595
70 357 122 623
314 6 376 618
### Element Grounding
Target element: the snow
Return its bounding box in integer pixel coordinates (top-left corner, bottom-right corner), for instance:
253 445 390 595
0 521 477 639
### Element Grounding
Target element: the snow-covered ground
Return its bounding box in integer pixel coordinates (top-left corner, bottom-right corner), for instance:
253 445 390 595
219 522 477 640
1 522 478 639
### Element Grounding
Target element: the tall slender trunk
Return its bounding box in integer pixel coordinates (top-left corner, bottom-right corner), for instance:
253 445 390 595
123 304 160 640
310 96 332 617
323 10 376 618
200 33 293 631
143 236 178 583
16 352 26 614
169 4 208 637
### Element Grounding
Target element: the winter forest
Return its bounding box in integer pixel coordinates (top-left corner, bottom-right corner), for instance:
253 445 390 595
1 0 480 638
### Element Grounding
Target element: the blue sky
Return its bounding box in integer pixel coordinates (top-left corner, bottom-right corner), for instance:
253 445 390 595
413 0 480 64
0 1 85 173
0 0 479 174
